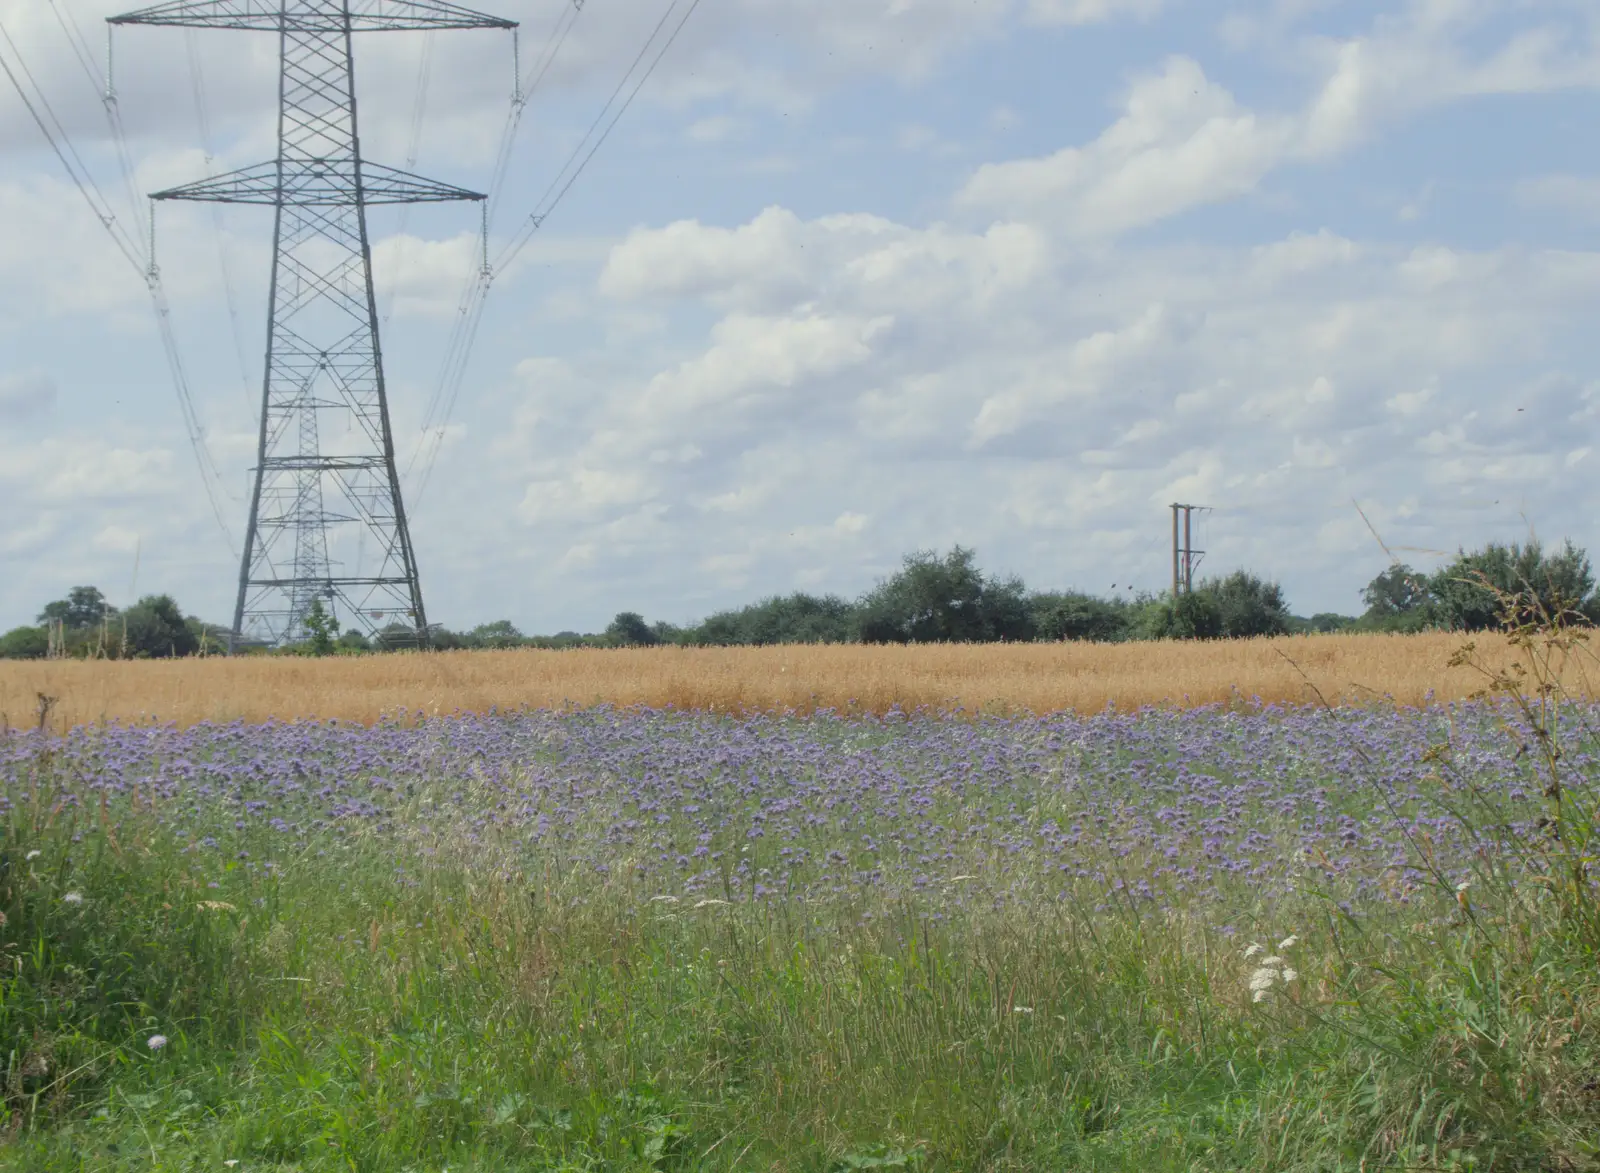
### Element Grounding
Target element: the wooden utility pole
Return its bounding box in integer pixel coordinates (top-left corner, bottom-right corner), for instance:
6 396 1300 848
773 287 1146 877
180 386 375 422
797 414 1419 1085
1169 503 1207 595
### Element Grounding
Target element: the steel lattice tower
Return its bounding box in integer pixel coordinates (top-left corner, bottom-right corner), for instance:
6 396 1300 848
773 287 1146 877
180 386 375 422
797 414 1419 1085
109 0 516 648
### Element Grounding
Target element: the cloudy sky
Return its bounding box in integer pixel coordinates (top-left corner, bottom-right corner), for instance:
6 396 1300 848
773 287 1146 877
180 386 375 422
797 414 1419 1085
1 0 1598 634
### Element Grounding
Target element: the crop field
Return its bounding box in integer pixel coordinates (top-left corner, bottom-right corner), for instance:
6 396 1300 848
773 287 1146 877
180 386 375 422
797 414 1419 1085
4 630 1597 731
3 625 1600 1171
3 627 1600 1164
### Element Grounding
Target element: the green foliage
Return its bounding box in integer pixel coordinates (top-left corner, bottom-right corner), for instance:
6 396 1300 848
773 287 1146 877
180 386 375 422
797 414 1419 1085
1430 539 1594 632
1361 563 1433 623
1207 570 1291 638
693 593 859 646
120 595 199 659
0 626 48 660
1143 588 1223 640
36 586 113 630
857 547 1034 644
336 628 372 652
1286 613 1359 634
301 599 338 657
466 619 525 649
1029 592 1134 642
606 611 660 647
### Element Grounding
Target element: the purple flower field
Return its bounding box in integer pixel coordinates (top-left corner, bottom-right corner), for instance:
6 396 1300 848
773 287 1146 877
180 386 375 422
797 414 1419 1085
3 700 1575 917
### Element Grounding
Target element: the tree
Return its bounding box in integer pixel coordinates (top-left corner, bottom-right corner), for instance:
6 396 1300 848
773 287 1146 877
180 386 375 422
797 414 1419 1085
337 629 372 652
1142 590 1223 640
1359 563 1433 630
1209 570 1291 638
37 585 113 630
467 620 524 650
857 547 1034 643
0 626 48 660
1430 539 1594 632
303 598 337 657
690 594 859 646
121 595 198 658
606 611 659 647
1030 592 1132 642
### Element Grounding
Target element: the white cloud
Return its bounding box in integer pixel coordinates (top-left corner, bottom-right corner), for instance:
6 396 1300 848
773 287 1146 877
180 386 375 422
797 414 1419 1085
958 57 1295 236
635 310 893 423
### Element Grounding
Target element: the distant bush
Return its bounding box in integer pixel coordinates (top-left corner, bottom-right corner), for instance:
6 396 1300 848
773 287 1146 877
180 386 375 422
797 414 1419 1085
1029 592 1134 642
0 626 48 660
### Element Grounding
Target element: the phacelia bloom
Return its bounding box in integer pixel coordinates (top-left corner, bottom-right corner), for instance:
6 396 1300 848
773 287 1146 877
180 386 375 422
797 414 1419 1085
147 1035 168 1051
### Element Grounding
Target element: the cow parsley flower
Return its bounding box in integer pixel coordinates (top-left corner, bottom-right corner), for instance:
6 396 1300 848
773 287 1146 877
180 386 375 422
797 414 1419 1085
1246 938 1301 1004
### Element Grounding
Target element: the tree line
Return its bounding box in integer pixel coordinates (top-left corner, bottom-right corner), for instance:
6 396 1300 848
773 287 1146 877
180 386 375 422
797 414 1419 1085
2 537 1593 659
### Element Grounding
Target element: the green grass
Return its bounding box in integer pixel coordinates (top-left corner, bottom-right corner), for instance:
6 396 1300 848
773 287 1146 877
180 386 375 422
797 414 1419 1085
1 801 1598 1173
4 620 1600 1171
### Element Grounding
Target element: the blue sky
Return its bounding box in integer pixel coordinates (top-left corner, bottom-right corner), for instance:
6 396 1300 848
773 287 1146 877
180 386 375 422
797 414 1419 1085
2 0 1598 633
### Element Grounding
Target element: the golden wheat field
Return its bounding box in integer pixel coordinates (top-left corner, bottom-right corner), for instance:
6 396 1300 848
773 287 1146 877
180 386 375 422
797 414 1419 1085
2 631 1594 732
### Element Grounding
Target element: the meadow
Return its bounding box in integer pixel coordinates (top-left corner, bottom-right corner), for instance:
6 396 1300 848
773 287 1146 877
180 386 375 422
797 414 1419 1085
3 630 1596 730
1 628 1598 1171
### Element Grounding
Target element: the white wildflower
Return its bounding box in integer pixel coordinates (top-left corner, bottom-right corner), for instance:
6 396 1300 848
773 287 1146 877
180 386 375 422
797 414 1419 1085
25 850 40 861
1281 967 1299 983
1012 1006 1034 1014
1243 943 1264 959
1252 989 1271 1003
1248 967 1278 994
147 1034 168 1051
693 899 730 909
1277 935 1299 950
62 892 84 905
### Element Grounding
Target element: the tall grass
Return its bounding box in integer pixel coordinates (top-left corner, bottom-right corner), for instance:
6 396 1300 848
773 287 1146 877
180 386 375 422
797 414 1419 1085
3 631 1589 731
1 617 1598 1169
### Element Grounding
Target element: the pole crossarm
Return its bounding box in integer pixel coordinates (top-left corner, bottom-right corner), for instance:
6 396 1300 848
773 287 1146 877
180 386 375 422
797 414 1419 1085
109 0 515 32
153 160 486 206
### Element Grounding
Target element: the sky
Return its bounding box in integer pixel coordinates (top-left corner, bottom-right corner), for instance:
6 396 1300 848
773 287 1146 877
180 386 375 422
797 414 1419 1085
1 0 1598 634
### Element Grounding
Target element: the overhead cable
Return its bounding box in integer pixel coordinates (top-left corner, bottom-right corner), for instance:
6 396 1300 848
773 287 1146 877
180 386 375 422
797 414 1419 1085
408 0 703 501
404 0 587 468
184 27 256 408
0 19 238 555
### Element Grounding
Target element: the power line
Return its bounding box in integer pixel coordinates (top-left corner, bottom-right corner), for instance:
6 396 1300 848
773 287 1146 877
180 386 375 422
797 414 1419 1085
408 0 704 501
184 27 255 411
378 29 436 328
404 0 589 475
0 18 237 554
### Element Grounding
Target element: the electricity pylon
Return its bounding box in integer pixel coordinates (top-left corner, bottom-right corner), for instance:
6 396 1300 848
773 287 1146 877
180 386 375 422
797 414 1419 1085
108 1 516 648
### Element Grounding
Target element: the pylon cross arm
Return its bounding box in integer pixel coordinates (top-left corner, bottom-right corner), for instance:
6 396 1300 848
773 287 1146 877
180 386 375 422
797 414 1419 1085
110 0 516 32
153 160 487 206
